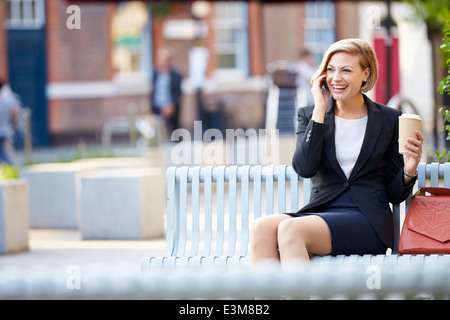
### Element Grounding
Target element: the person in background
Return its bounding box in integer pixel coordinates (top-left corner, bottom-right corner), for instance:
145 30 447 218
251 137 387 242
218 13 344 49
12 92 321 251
0 80 20 165
295 49 317 106
151 48 183 137
189 38 209 133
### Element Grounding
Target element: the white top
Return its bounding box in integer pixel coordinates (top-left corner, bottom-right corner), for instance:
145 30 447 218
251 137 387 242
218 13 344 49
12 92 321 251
334 115 368 179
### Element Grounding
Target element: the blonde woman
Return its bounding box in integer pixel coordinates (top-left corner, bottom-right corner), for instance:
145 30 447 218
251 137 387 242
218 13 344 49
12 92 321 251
250 39 423 265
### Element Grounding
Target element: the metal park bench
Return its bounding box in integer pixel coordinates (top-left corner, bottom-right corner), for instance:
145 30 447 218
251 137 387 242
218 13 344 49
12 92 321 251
141 163 450 270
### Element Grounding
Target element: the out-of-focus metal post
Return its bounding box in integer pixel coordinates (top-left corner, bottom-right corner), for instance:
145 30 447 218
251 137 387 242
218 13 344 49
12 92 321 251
128 103 138 147
23 108 32 164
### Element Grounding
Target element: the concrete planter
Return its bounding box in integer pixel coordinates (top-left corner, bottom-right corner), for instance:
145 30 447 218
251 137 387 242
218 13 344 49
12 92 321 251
20 162 95 229
0 179 29 254
80 168 165 240
20 157 165 229
20 154 166 229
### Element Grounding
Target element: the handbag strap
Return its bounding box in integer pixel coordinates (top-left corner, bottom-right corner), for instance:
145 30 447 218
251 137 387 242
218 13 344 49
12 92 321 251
414 187 450 197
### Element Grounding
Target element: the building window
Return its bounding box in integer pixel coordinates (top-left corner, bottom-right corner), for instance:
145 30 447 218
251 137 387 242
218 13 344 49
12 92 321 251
214 1 249 77
5 0 45 29
304 1 335 65
111 1 152 79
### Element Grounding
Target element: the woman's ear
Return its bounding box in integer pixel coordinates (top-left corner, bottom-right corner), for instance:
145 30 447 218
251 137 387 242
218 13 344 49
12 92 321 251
364 68 370 81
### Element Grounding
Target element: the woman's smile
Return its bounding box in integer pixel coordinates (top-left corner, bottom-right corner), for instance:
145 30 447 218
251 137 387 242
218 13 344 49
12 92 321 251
331 84 348 93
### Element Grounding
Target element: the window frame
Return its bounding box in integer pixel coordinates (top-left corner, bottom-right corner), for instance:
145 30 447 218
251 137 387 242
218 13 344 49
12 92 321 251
5 0 46 29
304 1 336 65
111 1 153 85
213 1 249 79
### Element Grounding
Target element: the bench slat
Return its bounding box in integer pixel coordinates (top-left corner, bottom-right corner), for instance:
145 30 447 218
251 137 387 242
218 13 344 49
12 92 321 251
430 162 440 187
166 167 176 256
227 166 238 256
264 166 274 215
418 163 426 187
253 166 262 219
215 166 225 256
178 167 189 256
289 166 299 212
277 165 286 213
240 166 250 257
190 167 200 256
202 167 213 256
445 164 450 188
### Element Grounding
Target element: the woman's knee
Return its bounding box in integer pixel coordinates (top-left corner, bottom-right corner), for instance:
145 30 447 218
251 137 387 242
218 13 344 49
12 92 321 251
250 216 276 241
278 216 332 255
277 218 306 249
250 215 287 246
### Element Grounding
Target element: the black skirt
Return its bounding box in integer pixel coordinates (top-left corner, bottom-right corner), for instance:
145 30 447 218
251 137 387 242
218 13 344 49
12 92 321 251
286 191 388 255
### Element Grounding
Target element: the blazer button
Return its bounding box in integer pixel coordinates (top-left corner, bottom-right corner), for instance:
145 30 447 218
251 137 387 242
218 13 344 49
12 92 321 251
343 182 349 187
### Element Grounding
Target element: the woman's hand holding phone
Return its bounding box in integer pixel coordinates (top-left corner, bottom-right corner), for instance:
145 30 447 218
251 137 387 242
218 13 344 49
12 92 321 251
311 74 330 124
322 78 329 91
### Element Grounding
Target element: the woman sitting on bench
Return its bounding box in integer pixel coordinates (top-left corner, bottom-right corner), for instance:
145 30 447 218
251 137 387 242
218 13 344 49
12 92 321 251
250 38 423 265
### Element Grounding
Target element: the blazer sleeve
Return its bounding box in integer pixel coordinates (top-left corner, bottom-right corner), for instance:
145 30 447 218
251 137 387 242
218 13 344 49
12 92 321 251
292 106 327 178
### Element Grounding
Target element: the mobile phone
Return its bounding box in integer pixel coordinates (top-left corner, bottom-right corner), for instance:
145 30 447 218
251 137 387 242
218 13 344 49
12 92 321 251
322 78 329 91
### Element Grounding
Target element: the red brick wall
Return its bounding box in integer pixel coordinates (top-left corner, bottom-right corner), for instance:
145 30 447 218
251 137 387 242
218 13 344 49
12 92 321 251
335 1 359 40
49 95 149 133
263 3 302 64
248 1 264 76
47 0 115 82
47 0 126 143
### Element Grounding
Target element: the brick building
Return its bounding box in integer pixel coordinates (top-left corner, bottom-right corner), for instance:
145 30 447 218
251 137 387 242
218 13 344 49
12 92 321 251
0 1 378 146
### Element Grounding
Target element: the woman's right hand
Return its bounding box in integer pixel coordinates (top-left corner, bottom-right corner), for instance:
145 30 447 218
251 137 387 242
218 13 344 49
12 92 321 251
311 74 331 123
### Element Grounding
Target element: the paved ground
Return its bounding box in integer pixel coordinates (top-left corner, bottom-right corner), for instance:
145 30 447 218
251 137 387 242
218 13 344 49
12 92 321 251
2 143 171 276
0 229 167 276
3 139 297 275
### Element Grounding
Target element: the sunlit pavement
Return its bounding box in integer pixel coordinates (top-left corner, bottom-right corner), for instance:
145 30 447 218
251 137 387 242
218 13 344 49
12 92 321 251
0 229 166 275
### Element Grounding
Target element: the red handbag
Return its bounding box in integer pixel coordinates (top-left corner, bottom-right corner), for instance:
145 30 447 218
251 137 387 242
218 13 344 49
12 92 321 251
398 187 450 255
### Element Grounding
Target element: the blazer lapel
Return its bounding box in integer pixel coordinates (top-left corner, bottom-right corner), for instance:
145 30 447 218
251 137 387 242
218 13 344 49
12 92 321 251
349 95 382 180
322 98 347 181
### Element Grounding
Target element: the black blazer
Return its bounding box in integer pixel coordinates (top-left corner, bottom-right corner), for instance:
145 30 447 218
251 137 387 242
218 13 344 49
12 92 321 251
292 94 416 249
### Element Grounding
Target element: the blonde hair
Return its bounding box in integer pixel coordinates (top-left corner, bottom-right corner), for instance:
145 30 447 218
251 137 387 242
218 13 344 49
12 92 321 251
311 38 378 93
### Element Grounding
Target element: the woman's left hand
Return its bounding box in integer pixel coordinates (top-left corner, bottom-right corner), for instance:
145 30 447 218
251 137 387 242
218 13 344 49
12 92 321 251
403 130 424 178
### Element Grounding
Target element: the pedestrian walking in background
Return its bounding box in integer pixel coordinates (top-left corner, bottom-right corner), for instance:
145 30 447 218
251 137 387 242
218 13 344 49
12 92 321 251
189 38 209 132
150 48 183 138
295 49 317 106
0 80 20 165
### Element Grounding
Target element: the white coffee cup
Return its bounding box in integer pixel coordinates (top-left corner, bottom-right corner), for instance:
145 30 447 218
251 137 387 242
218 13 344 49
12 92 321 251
398 113 421 154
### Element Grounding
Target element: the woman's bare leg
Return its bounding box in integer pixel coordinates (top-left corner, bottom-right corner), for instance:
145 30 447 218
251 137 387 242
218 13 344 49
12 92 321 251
249 214 291 265
277 215 332 263
250 214 332 300
249 214 291 300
